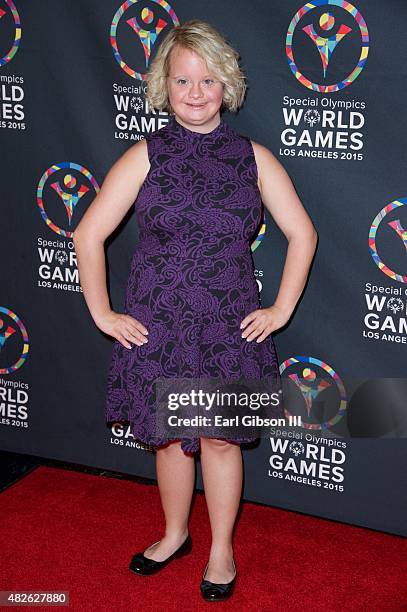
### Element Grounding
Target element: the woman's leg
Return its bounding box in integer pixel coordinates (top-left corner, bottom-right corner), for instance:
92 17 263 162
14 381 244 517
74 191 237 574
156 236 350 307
143 440 195 561
200 438 242 582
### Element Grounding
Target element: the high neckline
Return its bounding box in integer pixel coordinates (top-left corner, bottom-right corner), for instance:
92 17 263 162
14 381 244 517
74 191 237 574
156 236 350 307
170 115 226 141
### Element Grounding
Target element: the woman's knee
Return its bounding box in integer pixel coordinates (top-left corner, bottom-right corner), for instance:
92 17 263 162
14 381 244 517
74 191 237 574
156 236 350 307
156 440 183 455
200 437 235 452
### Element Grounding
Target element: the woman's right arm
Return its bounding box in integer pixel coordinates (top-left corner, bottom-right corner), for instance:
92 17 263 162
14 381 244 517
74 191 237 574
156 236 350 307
73 139 150 349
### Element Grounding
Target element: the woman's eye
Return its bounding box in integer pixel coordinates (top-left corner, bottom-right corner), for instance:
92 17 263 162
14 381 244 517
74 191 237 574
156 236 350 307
204 79 214 85
177 79 188 85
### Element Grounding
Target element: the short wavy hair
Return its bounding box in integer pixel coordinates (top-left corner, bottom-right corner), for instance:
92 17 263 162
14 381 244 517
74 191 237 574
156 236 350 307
145 19 247 114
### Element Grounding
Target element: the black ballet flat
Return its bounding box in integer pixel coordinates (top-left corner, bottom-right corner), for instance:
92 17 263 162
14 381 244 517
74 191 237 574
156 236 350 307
129 534 192 576
200 558 237 601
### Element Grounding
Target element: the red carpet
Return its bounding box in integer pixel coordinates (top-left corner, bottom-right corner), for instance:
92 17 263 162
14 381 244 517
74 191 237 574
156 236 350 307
1 465 406 611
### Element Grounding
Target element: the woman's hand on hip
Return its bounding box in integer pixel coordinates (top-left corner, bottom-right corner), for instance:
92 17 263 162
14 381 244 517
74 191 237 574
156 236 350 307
96 311 149 349
240 305 290 343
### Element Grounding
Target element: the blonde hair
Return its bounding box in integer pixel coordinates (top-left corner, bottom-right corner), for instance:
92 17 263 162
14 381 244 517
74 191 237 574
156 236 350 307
145 19 247 114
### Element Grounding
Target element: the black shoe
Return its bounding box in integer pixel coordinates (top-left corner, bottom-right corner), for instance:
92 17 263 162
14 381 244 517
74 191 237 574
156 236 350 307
200 558 237 601
129 534 192 576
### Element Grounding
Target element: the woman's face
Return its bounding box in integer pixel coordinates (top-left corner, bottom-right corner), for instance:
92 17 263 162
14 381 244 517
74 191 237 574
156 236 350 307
166 45 224 128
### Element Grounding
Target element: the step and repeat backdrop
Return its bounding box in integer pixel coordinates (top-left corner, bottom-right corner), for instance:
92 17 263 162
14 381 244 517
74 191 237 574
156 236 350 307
0 1 406 536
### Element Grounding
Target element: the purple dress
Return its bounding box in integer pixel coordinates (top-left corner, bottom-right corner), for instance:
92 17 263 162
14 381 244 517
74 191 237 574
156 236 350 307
105 114 283 454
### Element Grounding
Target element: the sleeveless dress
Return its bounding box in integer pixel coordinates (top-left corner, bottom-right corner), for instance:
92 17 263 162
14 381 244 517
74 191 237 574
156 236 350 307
105 114 283 454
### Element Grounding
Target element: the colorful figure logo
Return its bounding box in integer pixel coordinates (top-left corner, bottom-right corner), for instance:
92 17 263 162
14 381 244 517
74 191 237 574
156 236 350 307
369 197 407 284
36 163 100 238
280 356 347 430
0 306 29 374
286 1 369 93
250 209 266 252
0 0 21 66
110 0 180 80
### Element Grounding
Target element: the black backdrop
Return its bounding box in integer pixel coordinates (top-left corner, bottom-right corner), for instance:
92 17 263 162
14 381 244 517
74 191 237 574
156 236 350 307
0 0 406 537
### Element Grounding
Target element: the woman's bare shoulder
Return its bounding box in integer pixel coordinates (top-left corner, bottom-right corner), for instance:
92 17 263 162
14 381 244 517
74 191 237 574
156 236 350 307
249 139 283 191
250 139 279 165
113 137 150 186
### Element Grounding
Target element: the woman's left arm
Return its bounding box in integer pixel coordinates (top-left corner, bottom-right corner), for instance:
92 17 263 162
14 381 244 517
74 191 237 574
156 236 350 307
240 141 318 343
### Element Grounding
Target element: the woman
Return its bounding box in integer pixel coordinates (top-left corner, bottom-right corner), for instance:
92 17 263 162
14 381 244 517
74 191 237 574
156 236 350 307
73 19 317 601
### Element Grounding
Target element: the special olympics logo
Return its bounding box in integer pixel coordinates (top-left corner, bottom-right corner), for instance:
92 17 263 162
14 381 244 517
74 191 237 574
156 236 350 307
0 0 21 67
110 0 180 80
369 197 407 284
280 356 347 430
0 306 29 374
387 297 404 315
304 109 321 127
36 163 100 238
286 1 369 93
289 441 304 457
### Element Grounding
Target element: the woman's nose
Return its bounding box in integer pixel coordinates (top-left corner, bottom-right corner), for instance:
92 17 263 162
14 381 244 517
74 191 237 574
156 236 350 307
188 81 204 97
